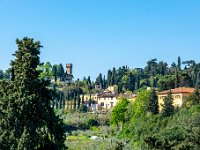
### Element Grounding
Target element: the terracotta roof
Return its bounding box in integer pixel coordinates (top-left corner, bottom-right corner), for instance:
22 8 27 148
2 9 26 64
158 87 196 95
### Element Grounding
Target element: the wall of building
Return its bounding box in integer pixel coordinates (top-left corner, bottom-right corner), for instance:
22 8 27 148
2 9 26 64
97 96 118 110
158 93 183 111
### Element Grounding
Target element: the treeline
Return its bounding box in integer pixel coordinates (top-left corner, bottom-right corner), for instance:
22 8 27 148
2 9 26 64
94 57 200 93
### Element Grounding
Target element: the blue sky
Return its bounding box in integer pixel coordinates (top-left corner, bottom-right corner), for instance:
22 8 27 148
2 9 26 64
0 0 200 80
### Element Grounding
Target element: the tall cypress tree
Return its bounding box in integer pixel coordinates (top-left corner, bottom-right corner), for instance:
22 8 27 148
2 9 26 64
102 75 107 89
146 89 159 114
57 63 65 81
52 64 58 82
107 70 112 86
175 69 180 88
177 56 181 71
0 37 65 149
161 91 174 117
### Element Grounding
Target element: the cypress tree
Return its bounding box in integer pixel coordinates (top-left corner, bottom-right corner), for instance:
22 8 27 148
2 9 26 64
146 89 159 114
0 70 3 79
0 37 65 149
175 69 180 88
77 95 81 109
107 70 112 86
177 56 181 71
57 63 65 81
102 75 107 89
52 64 58 82
161 91 174 117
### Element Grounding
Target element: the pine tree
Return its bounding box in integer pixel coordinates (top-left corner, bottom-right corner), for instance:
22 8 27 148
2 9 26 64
146 89 159 114
161 91 174 117
0 37 65 149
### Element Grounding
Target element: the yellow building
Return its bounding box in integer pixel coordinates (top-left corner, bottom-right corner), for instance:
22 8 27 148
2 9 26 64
158 87 195 111
80 93 98 104
97 92 118 110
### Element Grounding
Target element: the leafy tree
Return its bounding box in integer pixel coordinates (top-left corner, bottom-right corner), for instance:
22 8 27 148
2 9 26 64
145 58 157 76
146 89 159 114
161 91 174 117
0 37 65 149
37 62 53 79
185 88 200 105
145 105 200 149
111 98 129 129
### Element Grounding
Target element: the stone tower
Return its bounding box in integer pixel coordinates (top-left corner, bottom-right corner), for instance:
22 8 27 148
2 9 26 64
66 63 73 75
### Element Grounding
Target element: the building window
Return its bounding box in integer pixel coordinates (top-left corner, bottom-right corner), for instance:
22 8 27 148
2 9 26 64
100 102 104 106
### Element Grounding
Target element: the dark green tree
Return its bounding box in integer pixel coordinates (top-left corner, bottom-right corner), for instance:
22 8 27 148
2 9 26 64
57 63 65 81
161 91 174 117
102 75 107 89
95 73 103 87
177 56 181 71
52 64 58 82
186 88 200 105
0 69 3 79
175 69 180 88
135 74 140 90
4 68 11 79
0 37 65 149
111 67 116 85
126 72 135 92
107 69 112 86
146 89 159 114
73 92 77 110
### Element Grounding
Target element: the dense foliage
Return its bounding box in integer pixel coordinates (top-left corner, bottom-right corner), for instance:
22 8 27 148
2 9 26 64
0 37 65 149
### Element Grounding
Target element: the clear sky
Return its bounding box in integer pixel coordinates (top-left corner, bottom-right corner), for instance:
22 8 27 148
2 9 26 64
0 0 200 80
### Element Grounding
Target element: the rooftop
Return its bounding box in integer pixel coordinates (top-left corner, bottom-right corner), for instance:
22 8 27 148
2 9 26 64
158 87 196 95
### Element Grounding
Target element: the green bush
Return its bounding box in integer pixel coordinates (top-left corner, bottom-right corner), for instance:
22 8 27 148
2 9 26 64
87 119 98 127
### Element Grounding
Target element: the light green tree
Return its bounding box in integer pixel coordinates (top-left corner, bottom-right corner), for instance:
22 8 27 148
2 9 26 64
111 98 129 129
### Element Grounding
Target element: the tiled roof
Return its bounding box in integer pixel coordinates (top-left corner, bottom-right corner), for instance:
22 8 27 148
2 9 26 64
158 87 196 95
97 92 118 98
